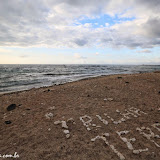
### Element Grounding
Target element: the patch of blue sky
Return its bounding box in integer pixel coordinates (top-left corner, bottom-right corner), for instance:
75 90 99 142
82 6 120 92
75 14 135 28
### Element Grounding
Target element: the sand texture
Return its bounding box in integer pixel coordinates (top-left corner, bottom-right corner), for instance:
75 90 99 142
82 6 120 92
0 72 160 160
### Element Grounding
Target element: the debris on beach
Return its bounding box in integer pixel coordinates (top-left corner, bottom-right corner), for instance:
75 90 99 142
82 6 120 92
133 148 149 154
108 98 113 101
152 123 160 131
117 130 129 136
117 130 148 154
117 77 122 79
113 120 122 125
96 115 108 125
67 118 74 122
45 113 53 119
3 113 7 119
136 127 160 147
80 115 104 130
66 134 70 139
104 113 124 124
80 115 93 131
67 118 76 124
5 120 12 124
63 129 70 138
104 98 113 101
22 112 26 116
63 129 69 134
91 133 125 160
129 107 147 115
103 133 110 137
61 121 68 129
48 106 56 110
104 107 147 125
7 104 16 111
54 120 71 138
54 120 61 125
121 109 137 119
116 109 120 113
91 135 102 142
44 89 51 92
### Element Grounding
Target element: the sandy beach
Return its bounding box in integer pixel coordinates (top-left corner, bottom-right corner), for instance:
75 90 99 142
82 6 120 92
0 72 160 160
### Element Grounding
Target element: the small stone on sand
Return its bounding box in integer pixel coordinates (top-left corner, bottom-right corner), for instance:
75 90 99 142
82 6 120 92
7 104 16 111
5 121 12 124
54 120 61 125
66 134 70 138
45 113 53 119
63 130 69 134
49 106 55 110
61 121 68 129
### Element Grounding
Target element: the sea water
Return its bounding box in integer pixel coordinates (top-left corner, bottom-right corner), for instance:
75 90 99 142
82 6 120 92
0 64 160 94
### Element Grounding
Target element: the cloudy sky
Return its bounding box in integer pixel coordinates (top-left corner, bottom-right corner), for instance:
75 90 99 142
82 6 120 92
0 0 160 64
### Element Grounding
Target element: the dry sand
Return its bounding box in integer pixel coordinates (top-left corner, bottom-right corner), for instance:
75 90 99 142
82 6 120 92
0 72 160 160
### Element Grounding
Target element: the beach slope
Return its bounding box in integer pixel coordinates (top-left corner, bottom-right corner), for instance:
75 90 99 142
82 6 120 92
0 72 160 160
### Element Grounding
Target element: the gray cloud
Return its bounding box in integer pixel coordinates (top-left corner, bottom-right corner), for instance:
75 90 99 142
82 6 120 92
136 49 152 53
74 39 88 46
136 0 160 11
0 0 160 49
143 17 160 38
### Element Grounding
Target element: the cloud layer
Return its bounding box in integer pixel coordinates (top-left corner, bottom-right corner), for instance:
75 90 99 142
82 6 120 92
0 0 160 49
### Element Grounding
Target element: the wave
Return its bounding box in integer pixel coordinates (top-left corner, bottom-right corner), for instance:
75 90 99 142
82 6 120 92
0 64 160 93
43 73 76 76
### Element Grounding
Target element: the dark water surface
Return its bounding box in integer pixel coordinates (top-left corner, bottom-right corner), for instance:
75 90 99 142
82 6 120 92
0 64 160 94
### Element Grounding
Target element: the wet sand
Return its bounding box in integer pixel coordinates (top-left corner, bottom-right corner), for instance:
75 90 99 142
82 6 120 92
0 72 160 160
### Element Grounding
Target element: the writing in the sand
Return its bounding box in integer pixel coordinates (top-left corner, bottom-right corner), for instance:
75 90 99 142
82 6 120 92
0 152 19 159
54 107 160 160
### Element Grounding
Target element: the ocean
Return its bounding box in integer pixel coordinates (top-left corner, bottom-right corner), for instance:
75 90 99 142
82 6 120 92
0 64 160 94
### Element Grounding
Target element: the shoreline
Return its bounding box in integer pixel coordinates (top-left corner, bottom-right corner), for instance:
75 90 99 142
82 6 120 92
0 73 118 96
0 71 160 160
0 72 147 96
1 64 160 96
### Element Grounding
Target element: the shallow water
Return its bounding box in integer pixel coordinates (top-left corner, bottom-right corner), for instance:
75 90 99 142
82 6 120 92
0 64 160 94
